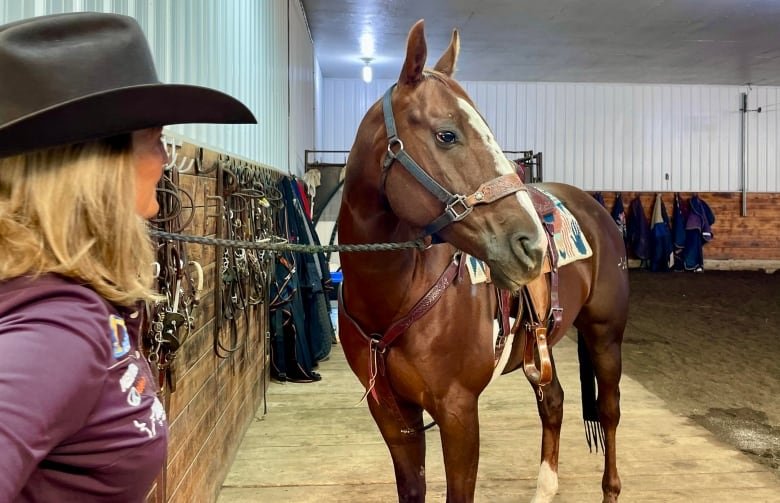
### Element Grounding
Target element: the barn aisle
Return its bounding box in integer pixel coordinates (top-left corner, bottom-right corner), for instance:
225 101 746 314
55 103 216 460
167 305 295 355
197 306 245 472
218 335 779 502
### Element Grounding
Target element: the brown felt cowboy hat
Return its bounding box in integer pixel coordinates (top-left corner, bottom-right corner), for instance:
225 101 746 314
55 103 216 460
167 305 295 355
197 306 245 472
0 12 257 158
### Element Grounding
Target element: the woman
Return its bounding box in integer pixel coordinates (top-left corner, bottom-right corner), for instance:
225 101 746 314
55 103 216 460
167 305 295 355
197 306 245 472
0 12 256 501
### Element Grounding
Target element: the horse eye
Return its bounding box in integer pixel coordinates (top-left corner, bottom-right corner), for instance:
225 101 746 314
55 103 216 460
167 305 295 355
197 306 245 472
435 130 457 145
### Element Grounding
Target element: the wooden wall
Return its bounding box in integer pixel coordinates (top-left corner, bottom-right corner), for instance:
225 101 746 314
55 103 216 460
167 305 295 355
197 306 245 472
146 140 280 502
598 191 780 264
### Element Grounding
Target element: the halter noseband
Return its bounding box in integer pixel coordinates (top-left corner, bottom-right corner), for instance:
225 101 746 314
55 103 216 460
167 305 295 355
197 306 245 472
381 84 526 238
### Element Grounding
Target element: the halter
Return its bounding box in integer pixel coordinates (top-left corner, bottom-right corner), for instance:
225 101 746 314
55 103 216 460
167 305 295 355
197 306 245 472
381 84 526 237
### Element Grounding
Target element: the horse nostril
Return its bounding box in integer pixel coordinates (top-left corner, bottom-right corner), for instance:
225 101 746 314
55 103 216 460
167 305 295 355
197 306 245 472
511 232 544 271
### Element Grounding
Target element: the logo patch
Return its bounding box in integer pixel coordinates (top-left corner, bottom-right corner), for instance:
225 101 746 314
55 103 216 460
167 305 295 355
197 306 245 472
109 314 131 358
134 396 167 438
119 363 148 407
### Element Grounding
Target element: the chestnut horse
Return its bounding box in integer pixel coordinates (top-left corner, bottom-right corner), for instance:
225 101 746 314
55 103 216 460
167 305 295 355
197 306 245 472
338 20 627 503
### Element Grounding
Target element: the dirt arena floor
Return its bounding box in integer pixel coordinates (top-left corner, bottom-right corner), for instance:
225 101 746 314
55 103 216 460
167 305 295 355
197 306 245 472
621 268 780 477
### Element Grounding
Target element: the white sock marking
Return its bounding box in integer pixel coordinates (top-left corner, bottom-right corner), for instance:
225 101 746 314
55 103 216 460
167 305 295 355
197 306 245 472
531 460 559 503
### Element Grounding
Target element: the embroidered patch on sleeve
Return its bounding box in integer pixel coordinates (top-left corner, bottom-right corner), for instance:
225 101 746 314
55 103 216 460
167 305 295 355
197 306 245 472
134 396 167 438
109 314 131 359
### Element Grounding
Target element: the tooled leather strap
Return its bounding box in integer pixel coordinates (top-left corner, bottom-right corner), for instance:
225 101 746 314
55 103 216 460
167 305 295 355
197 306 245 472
464 173 527 207
523 324 553 387
373 252 463 353
534 188 563 343
528 185 557 216
339 253 464 434
423 173 526 237
519 186 564 389
493 289 512 363
518 286 553 387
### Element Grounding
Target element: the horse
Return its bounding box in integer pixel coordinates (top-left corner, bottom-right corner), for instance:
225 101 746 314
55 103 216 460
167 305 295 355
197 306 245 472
337 20 628 503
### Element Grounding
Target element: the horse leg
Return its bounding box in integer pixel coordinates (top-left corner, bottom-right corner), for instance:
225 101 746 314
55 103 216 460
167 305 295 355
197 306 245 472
367 397 427 502
435 394 481 503
580 323 623 503
530 353 563 503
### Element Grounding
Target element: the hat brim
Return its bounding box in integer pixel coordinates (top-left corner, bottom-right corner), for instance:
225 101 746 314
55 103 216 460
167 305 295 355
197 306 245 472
0 83 257 158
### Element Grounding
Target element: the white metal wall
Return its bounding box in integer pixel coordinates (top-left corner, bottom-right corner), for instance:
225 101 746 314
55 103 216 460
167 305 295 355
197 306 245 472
288 0 315 175
745 87 780 193
1 0 315 174
313 58 324 159
318 78 780 193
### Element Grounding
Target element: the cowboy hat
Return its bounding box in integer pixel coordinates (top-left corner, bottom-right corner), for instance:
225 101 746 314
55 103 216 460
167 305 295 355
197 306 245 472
0 12 257 158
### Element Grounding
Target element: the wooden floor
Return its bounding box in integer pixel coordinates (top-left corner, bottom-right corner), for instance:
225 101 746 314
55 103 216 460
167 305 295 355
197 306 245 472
218 336 780 502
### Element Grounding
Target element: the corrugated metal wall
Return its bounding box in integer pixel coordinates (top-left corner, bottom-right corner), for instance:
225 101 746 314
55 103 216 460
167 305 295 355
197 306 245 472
745 87 780 193
1 0 315 174
318 78 780 193
288 0 315 174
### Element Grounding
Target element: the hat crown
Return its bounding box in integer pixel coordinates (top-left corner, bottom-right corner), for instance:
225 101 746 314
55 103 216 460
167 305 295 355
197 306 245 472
0 11 256 159
0 12 159 124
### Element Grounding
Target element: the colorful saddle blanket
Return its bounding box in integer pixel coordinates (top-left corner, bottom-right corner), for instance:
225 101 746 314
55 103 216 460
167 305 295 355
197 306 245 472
465 188 592 284
536 187 593 268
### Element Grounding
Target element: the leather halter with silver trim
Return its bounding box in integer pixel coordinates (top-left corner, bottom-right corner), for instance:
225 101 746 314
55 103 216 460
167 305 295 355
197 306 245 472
381 84 526 237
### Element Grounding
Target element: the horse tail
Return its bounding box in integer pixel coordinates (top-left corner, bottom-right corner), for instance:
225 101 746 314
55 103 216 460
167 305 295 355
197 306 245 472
578 329 605 452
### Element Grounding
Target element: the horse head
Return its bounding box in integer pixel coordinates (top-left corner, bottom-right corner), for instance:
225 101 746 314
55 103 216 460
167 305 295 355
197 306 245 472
342 20 547 292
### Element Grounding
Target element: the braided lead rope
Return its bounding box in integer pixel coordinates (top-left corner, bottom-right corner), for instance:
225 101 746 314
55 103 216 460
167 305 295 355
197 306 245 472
148 229 426 254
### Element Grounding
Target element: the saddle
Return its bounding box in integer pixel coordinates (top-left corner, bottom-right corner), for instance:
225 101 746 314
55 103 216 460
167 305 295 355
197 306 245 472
496 186 564 390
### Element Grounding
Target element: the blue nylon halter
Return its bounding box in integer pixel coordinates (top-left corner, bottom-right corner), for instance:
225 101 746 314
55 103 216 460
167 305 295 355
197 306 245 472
381 84 474 237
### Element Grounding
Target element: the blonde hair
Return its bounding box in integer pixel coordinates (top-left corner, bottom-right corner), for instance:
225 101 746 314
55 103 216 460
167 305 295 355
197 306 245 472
0 138 156 306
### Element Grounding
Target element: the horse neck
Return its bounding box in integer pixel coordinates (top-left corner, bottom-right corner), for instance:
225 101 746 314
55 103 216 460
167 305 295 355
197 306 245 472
340 241 456 333
339 160 456 331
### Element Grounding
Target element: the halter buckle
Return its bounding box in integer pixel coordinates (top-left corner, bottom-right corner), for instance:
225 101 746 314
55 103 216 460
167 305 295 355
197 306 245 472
445 194 473 222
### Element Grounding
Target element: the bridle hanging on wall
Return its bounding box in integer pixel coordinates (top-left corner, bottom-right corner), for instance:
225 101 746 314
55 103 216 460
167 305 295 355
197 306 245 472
146 144 204 395
214 156 281 361
141 138 291 399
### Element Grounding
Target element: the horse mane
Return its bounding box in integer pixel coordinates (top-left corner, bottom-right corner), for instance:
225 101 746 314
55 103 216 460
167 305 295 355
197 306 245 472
421 69 452 87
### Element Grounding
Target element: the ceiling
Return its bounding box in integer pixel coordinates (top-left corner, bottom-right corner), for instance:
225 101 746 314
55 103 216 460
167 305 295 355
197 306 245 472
301 0 780 86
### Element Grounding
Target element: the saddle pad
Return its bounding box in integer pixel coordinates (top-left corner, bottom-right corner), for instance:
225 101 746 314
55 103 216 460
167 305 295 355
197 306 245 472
465 190 591 285
536 188 593 268
466 254 489 284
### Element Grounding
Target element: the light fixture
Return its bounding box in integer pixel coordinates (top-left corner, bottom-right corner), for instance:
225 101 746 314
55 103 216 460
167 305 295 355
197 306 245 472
361 57 373 83
360 32 375 58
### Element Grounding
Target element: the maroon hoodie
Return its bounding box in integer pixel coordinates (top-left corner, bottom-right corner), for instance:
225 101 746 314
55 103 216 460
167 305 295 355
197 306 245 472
0 274 167 502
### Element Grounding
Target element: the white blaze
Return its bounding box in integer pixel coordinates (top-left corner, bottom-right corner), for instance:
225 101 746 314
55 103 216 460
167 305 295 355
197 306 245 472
517 190 547 250
456 97 515 176
455 97 547 248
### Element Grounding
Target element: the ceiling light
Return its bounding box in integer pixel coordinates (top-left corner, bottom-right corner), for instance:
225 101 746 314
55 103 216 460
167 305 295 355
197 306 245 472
362 62 373 83
360 32 375 58
360 57 374 83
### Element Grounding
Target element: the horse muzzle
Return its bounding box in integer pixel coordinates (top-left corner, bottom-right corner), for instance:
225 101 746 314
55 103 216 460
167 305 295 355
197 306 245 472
484 230 546 292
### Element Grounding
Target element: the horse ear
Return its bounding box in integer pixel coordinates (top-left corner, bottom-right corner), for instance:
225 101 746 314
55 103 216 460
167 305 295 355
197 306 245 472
433 29 460 77
398 19 427 87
